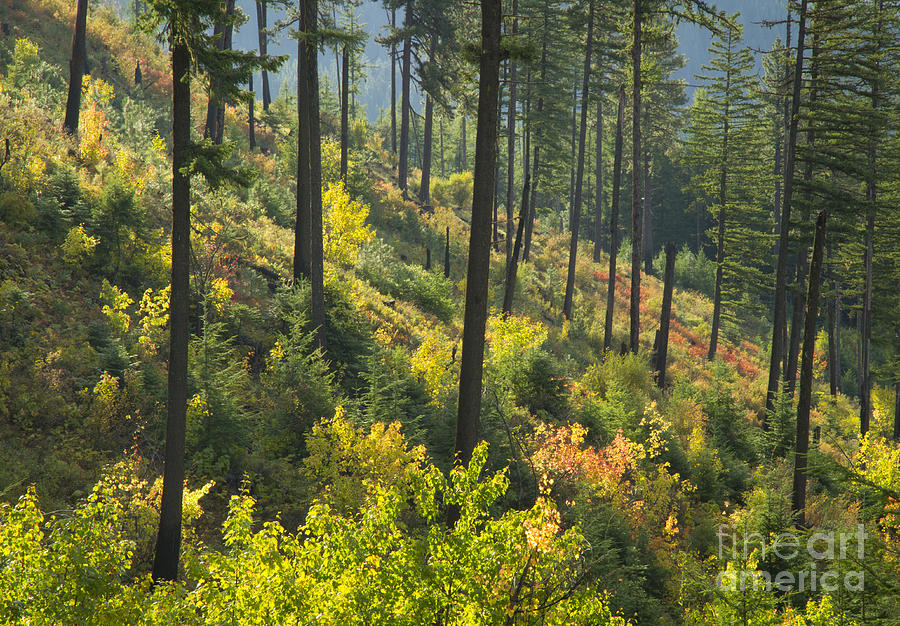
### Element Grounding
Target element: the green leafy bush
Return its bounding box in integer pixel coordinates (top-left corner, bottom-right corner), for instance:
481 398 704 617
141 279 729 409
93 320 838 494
357 240 455 322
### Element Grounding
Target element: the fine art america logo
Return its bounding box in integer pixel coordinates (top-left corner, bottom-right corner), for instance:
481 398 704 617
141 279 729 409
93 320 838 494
716 525 866 592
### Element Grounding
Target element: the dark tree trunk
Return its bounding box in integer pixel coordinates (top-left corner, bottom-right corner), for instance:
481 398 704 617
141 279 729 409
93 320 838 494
603 85 625 352
294 7 312 283
152 30 191 583
390 8 397 154
215 0 234 145
629 0 643 353
256 0 271 110
568 80 578 227
420 89 434 205
205 19 224 140
787 33 818 393
505 0 518 267
460 114 467 170
766 0 807 424
792 210 827 528
827 271 840 396
440 117 445 177
249 74 256 149
563 0 594 321
451 0 502 522
444 226 450 278
340 45 349 182
63 0 88 135
306 0 326 352
592 97 603 262
655 242 676 388
642 152 653 274
502 126 531 314
398 1 412 193
524 3 549 263
709 85 730 360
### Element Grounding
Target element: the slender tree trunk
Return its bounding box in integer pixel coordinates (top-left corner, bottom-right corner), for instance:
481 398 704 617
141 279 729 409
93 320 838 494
307 0 326 352
629 0 643 353
642 152 653 274
340 45 349 182
295 13 312 282
63 0 88 135
604 85 625 352
438 113 447 178
249 74 256 149
656 242 676 388
205 5 225 141
787 33 819 393
505 0 518 267
524 8 547 264
256 0 271 110
398 1 412 194
493 76 503 251
390 8 397 154
444 226 450 278
792 210 827 528
709 74 730 360
461 114 467 170
592 97 603 262
419 64 435 206
568 80 577 227
440 118 445 177
827 288 838 395
214 0 235 145
152 29 191 583
563 0 594 321
832 279 841 394
502 126 531 314
451 0 502 520
766 0 808 423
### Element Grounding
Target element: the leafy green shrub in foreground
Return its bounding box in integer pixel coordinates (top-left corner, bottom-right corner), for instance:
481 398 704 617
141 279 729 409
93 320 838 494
0 441 625 625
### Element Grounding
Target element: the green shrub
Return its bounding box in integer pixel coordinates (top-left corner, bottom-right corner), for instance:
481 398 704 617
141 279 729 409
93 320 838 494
0 192 37 227
653 244 716 297
357 240 455 321
431 171 473 209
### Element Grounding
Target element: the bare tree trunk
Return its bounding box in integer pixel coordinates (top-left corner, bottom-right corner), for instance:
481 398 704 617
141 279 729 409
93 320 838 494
604 85 625 352
592 97 603 262
503 122 531 314
787 33 819 393
460 114 467 170
214 0 235 145
655 242 676 388
451 0 502 522
792 210 827 528
63 0 88 135
563 0 594 321
709 74 730 360
766 0 808 424
249 74 256 149
255 0 271 110
390 8 397 154
642 152 653 275
505 0 518 267
295 12 312 282
419 49 435 207
398 1 412 194
444 226 450 278
307 0 326 352
440 117 445 177
629 0 643 353
828 275 840 395
152 28 191 583
340 45 349 182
